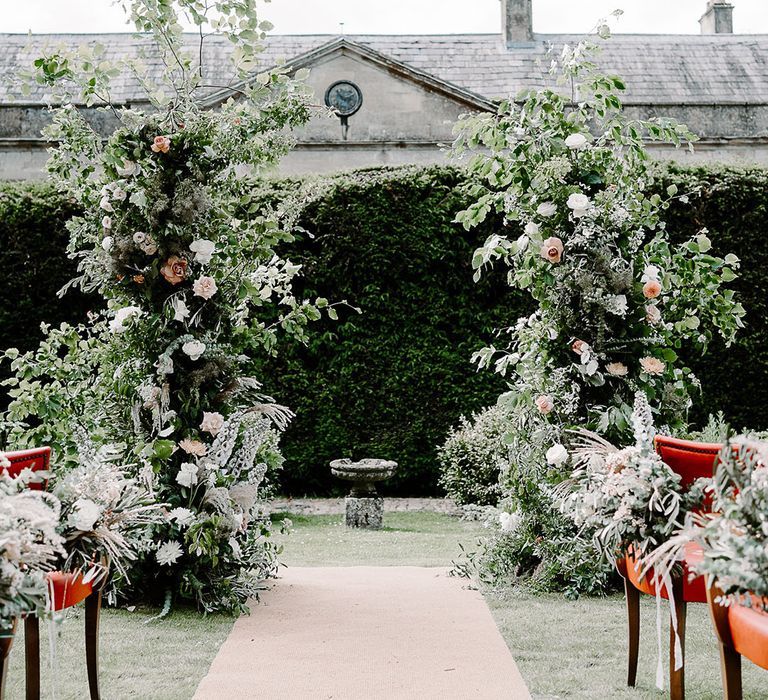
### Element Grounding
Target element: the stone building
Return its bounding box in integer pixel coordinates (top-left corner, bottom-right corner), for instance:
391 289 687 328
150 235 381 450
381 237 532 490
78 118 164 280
1 0 767 178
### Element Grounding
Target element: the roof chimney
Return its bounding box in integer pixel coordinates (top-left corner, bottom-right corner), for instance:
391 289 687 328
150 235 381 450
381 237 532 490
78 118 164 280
502 0 534 45
699 0 734 34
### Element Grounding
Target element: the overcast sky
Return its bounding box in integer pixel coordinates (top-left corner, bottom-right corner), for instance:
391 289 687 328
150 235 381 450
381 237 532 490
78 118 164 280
1 1 767 35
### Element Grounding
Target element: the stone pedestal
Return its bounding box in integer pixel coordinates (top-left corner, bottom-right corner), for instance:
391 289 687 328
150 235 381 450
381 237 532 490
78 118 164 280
345 496 383 529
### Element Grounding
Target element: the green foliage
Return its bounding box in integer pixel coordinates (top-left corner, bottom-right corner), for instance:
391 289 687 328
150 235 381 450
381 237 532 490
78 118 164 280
2 163 768 501
437 404 508 506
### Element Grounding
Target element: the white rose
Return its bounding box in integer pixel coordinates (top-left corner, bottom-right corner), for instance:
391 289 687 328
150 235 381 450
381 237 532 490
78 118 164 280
133 231 147 245
546 444 569 466
109 305 142 333
200 411 225 436
175 462 199 488
182 340 206 361
101 236 113 252
193 276 218 300
99 196 114 212
70 498 102 531
536 202 557 218
642 265 661 282
524 221 539 236
102 215 113 229
112 187 127 201
565 133 588 150
567 193 590 211
190 239 216 265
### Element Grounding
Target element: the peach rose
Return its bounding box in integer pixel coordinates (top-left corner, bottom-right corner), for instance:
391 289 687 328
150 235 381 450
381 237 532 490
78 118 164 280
643 279 662 299
640 357 665 375
571 339 588 356
606 362 629 377
160 255 188 285
151 135 171 153
540 237 564 264
535 395 554 415
200 411 225 436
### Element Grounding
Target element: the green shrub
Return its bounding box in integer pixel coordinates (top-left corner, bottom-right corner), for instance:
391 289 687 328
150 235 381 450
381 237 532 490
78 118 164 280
2 164 768 497
437 404 508 506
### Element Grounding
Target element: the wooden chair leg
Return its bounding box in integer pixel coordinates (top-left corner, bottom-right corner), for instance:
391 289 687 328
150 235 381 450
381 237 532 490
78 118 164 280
0 620 16 700
718 642 742 700
624 577 640 687
24 616 40 700
85 589 102 700
670 591 687 700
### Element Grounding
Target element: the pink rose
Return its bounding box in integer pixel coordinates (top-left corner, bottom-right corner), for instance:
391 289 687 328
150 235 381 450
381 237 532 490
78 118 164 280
193 275 218 300
160 255 188 285
645 305 662 325
643 280 662 299
571 339 588 356
640 357 665 375
151 135 171 153
200 411 225 436
540 237 564 264
535 395 554 415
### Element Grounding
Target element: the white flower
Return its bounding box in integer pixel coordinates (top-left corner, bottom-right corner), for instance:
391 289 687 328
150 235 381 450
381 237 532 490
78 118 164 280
101 236 113 252
200 411 225 436
193 276 218 300
116 160 138 178
565 133 588 150
567 192 590 211
546 444 569 466
172 297 190 323
109 305 142 333
606 362 629 377
175 462 199 488
133 231 147 245
499 511 520 533
524 221 539 236
168 507 195 528
642 265 661 282
606 294 628 316
156 541 183 566
99 196 114 212
70 498 102 531
190 239 216 265
101 215 113 229
112 187 127 201
645 305 662 325
536 202 557 218
182 340 206 361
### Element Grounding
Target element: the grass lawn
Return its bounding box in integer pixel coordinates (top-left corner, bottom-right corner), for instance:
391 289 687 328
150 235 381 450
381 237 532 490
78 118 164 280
272 511 487 567
4 606 235 700
488 588 768 699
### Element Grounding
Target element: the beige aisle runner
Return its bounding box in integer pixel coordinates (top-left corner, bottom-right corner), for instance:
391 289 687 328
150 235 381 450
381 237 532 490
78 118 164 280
194 566 531 700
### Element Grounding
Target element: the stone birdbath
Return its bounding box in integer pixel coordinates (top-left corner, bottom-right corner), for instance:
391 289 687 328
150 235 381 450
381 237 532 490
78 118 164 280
330 458 398 529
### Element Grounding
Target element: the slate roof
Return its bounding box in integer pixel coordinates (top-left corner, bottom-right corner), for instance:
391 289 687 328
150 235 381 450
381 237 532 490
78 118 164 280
2 32 768 106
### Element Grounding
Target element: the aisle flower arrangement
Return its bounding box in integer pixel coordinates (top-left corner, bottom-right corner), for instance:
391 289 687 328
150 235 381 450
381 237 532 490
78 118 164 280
451 16 745 593
3 0 344 612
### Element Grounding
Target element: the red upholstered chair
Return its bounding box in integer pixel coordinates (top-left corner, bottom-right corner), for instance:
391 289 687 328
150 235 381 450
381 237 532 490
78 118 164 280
616 436 722 700
707 581 768 700
0 448 103 700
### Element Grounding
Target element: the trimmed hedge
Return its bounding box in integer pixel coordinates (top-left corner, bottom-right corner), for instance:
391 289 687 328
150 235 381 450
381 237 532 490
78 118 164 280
2 164 768 495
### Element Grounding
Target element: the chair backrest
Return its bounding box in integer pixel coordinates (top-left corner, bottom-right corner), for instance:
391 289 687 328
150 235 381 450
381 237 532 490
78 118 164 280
0 447 51 490
654 435 721 491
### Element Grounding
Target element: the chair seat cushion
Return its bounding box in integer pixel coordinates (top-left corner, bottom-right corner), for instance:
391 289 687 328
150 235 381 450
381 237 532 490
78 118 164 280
729 602 768 670
47 571 93 610
624 542 707 603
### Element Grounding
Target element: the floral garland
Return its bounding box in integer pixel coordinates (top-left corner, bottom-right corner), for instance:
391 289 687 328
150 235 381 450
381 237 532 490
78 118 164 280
451 17 744 592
